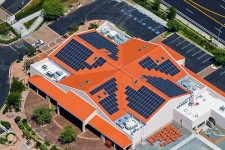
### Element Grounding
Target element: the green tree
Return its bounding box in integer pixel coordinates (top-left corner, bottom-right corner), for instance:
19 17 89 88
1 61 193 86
59 126 76 144
167 7 176 20
27 46 36 56
167 20 180 32
43 0 65 20
88 23 98 30
10 77 26 93
153 0 161 11
7 92 22 108
32 106 52 125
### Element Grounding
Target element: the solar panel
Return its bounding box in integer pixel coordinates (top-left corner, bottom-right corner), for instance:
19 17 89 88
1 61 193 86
55 39 106 71
79 32 119 61
125 86 165 119
144 76 187 97
139 57 180 76
90 78 119 115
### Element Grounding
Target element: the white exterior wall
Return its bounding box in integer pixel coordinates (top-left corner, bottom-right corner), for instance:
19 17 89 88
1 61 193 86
173 109 192 131
137 94 190 143
176 58 185 66
192 110 211 129
211 110 225 129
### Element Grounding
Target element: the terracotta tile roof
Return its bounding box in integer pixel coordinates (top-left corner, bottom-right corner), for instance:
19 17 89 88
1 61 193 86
28 75 96 121
89 115 132 148
58 91 96 121
28 75 65 103
156 42 185 61
39 30 189 123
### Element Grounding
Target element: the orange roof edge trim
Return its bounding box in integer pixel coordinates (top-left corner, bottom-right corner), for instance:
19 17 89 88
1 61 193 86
89 115 132 148
184 66 225 98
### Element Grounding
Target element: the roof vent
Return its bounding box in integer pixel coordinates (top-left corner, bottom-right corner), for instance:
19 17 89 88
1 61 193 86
144 46 148 48
85 80 90 83
134 80 138 84
42 64 47 70
161 56 165 60
220 106 225 112
156 60 160 63
80 84 84 87
98 95 102 99
94 57 98 61
103 91 107 95
105 50 109 54
138 48 142 51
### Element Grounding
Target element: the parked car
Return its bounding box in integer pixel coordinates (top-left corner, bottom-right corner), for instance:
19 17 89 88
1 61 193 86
32 40 44 48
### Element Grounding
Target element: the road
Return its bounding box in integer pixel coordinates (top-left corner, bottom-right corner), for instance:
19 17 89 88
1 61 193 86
0 40 29 108
49 0 166 41
162 0 225 44
1 0 30 14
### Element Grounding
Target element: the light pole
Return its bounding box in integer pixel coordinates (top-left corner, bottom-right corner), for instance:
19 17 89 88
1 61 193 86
217 24 225 43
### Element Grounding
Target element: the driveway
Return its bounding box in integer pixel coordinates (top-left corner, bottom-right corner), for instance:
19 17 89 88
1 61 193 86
49 0 166 41
1 0 30 14
0 40 30 108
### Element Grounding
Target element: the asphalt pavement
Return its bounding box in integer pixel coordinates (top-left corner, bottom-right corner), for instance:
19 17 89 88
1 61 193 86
49 0 166 41
1 0 30 14
162 0 225 45
0 40 29 108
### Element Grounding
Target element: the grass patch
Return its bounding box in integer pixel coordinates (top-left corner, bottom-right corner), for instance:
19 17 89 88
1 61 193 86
24 17 38 29
163 31 173 37
16 0 44 20
35 20 45 31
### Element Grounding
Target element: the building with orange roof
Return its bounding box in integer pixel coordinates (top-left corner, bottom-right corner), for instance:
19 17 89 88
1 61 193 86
28 28 225 150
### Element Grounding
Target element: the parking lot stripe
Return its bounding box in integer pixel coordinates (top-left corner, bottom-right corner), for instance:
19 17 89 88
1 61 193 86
186 47 196 53
192 50 202 56
202 57 212 63
176 40 186 46
170 37 181 43
197 53 207 60
220 71 225 75
181 43 191 49
9 46 17 52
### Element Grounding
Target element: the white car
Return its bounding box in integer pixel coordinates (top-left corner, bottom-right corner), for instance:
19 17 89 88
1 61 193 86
32 40 44 48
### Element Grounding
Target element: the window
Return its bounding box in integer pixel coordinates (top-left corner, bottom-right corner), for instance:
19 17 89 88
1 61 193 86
197 121 205 128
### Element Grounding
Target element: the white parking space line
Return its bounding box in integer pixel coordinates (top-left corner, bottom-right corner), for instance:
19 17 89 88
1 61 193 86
197 53 207 60
186 47 196 53
220 71 225 75
186 8 194 14
176 40 186 46
9 46 17 52
202 57 212 63
170 37 181 43
181 43 191 49
220 5 225 10
192 50 202 56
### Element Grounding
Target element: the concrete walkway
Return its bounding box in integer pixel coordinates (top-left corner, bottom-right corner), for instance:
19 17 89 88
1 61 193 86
0 0 5 5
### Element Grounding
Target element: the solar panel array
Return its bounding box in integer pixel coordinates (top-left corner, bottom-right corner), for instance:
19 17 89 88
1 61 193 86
79 32 119 61
143 76 187 97
125 86 165 119
90 78 119 115
139 57 180 76
55 39 106 71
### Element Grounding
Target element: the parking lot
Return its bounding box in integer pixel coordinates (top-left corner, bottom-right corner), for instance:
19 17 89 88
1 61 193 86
49 0 166 41
1 0 30 14
0 40 30 108
162 33 214 73
204 67 225 92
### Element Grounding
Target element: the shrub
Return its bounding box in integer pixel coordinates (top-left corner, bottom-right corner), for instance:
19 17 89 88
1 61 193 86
0 137 7 144
2 104 11 114
40 144 48 150
14 116 21 123
1 120 11 129
10 77 26 93
32 106 52 125
44 140 50 146
17 121 24 129
59 126 76 144
24 17 38 29
50 145 58 150
36 141 42 148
